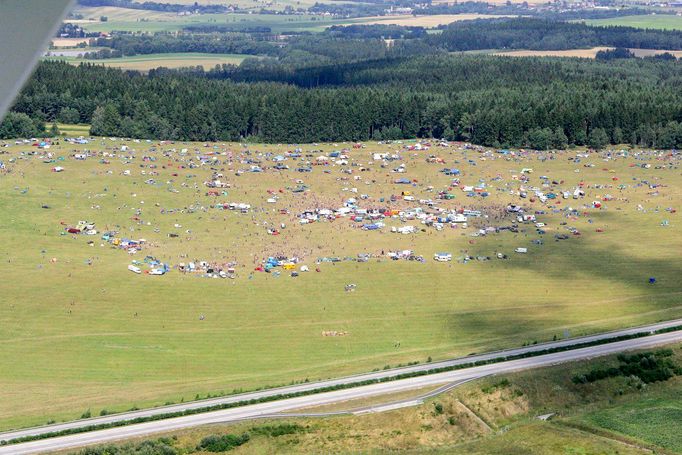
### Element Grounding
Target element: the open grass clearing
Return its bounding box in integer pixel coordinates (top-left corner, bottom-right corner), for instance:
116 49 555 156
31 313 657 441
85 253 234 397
584 14 682 30
69 6 179 22
495 47 682 58
51 38 90 48
129 0 371 10
432 0 540 4
68 9 512 33
347 14 522 28
55 124 92 137
69 9 344 33
0 138 679 432
494 47 611 58
44 53 250 71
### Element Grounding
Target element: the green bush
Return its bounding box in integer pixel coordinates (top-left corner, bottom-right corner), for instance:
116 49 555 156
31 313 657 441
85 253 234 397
79 438 177 454
573 350 680 385
198 433 250 452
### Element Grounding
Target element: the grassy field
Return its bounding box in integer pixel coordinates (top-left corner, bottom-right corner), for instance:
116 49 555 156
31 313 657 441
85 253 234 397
580 397 682 452
494 47 611 58
68 7 514 33
44 53 249 71
129 0 369 10
494 47 682 58
56 124 92 137
0 138 680 432
51 38 90 48
346 14 521 28
69 8 345 33
70 6 179 22
584 14 682 30
76 343 682 454
630 47 682 57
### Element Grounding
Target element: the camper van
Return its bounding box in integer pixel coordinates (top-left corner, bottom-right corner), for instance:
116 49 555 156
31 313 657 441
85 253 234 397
434 252 452 262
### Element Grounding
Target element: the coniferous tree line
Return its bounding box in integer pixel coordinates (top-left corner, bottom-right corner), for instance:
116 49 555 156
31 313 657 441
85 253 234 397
426 18 682 51
85 33 283 59
6 57 682 149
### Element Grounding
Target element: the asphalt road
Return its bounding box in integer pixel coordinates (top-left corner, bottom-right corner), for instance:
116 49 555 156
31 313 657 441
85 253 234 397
3 326 682 454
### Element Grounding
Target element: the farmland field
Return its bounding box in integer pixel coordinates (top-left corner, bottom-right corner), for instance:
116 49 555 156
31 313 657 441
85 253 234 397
431 0 538 4
68 8 511 33
580 398 682 451
69 12 343 33
69 6 179 22
129 0 369 10
494 47 611 58
0 139 680 432
50 38 90 48
44 53 250 71
584 14 682 30
494 47 682 58
348 14 521 27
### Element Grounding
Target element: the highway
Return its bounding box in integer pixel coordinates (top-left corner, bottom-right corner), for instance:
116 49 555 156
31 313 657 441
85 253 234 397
2 325 682 454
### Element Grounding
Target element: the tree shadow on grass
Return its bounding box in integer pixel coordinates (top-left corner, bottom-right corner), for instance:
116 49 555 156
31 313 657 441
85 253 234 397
445 210 682 349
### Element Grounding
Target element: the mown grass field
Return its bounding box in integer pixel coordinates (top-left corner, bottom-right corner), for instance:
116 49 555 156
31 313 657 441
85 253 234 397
56 124 92 137
494 47 682 58
68 7 513 33
346 14 520 28
69 8 344 33
494 47 611 58
0 139 680 431
130 0 370 11
584 14 682 30
51 38 90 48
84 343 682 454
44 53 250 71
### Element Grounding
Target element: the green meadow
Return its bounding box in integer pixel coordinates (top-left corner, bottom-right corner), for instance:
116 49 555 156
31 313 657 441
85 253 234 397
585 14 682 30
45 53 250 71
0 139 679 431
69 10 346 33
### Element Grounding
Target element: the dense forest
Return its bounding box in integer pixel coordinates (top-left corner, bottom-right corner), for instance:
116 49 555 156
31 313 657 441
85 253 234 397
7 56 682 149
426 18 682 51
85 34 284 59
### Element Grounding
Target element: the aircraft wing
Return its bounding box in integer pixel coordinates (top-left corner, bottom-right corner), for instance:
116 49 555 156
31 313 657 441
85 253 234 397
0 0 75 119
